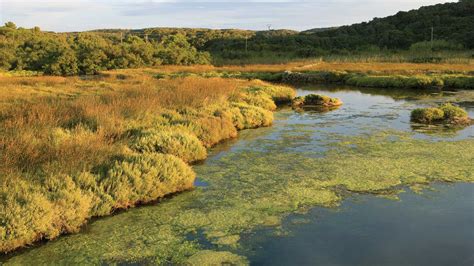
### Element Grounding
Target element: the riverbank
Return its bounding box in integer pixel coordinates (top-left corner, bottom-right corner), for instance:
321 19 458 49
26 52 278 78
0 74 295 253
103 62 474 90
1 63 473 253
3 86 473 265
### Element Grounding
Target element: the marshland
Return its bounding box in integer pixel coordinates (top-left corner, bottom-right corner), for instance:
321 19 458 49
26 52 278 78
1 0 474 265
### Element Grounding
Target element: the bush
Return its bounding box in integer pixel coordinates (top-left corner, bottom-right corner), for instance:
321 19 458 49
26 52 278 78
241 92 277 111
282 71 349 84
102 153 195 209
291 96 305 107
442 76 474 89
410 40 464 52
293 94 343 107
439 103 468 119
411 108 445 123
0 172 115 253
41 174 93 233
187 115 238 148
0 178 58 253
232 103 273 129
346 75 444 89
246 84 296 104
131 129 207 163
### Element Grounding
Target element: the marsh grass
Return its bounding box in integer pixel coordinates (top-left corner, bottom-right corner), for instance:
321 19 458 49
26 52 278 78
5 131 474 265
0 73 294 253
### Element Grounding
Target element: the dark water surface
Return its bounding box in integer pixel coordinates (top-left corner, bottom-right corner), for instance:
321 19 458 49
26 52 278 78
3 86 474 265
247 183 474 266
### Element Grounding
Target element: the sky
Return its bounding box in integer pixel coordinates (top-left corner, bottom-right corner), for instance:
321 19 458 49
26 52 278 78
0 0 455 32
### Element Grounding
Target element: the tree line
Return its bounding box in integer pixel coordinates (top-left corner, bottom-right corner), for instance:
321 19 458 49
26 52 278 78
0 22 210 75
0 0 472 75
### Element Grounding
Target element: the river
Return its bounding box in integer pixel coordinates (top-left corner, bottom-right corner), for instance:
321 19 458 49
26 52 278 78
3 86 474 265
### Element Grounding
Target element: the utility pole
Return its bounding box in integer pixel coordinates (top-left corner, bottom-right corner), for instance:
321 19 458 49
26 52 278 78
245 36 248 53
430 26 434 49
120 32 123 44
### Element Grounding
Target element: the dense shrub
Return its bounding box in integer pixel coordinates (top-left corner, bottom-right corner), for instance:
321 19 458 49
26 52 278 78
411 103 470 125
187 115 238 148
439 103 468 119
282 71 349 84
0 178 58 253
0 25 211 75
292 94 343 108
346 75 444 89
0 173 95 253
131 129 207 163
232 103 273 129
410 40 464 52
442 76 474 89
411 107 445 123
102 153 195 209
240 92 277 111
245 84 296 104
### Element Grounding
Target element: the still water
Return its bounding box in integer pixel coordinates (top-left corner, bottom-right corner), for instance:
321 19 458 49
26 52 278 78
3 86 474 265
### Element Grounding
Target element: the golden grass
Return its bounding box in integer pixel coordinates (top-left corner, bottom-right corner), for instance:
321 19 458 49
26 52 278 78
104 61 474 76
0 73 296 253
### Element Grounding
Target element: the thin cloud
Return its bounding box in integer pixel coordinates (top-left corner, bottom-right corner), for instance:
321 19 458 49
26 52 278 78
0 0 455 32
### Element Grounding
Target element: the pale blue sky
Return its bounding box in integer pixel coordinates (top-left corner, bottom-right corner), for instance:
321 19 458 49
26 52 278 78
1 0 454 32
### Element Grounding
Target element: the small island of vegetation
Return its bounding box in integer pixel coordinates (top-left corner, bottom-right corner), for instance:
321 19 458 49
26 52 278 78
411 103 472 126
292 94 343 109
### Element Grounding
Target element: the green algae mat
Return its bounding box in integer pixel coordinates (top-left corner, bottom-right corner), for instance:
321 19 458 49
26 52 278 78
3 87 474 265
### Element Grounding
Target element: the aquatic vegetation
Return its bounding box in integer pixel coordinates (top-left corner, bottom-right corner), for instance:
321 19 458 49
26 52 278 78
411 103 471 125
410 108 445 123
439 103 468 120
292 94 343 109
186 250 248 265
5 129 474 264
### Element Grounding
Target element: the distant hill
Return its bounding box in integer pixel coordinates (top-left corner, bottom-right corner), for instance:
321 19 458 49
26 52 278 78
88 1 473 53
0 1 472 74
305 0 474 49
300 27 339 34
